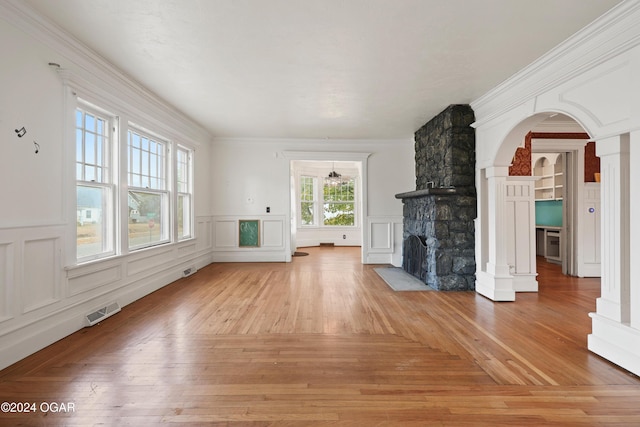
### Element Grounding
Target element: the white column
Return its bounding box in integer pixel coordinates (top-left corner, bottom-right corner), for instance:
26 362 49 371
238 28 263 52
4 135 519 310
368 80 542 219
589 134 640 377
475 166 515 301
629 131 640 330
594 135 630 323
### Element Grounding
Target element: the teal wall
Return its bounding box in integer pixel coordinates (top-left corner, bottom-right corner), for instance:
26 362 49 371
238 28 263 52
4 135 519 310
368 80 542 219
535 200 563 226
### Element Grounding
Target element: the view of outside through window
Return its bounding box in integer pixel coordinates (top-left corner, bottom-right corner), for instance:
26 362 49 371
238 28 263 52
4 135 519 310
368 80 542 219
76 108 113 260
300 176 315 225
127 130 167 248
75 102 194 262
300 174 356 227
176 147 192 240
323 176 355 226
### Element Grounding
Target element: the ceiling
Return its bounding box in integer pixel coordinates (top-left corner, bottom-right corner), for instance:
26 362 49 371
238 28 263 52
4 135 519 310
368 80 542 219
24 0 621 140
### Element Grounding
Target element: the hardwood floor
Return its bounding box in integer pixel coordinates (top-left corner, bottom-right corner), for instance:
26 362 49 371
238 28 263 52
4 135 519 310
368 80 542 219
1 247 639 425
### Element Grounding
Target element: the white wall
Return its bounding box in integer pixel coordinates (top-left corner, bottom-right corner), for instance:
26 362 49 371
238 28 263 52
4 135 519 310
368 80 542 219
0 3 213 370
210 138 414 264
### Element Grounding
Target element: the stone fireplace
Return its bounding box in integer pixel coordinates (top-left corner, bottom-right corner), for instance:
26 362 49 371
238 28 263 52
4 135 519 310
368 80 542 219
395 105 476 290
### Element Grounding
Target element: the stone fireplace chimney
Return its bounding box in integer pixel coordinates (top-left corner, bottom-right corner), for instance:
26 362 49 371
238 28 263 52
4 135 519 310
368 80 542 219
395 105 476 290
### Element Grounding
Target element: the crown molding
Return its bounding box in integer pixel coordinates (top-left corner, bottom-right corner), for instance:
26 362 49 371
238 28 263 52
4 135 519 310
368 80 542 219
471 1 640 127
211 136 412 146
0 0 212 145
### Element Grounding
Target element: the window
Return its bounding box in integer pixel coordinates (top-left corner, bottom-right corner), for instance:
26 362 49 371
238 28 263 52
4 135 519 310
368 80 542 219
300 176 316 226
72 93 196 264
127 128 169 249
298 172 357 228
76 105 115 261
176 146 193 240
323 175 355 226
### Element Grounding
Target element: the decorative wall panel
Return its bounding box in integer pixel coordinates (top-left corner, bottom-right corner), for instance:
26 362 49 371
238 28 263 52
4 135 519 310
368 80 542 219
214 220 237 248
0 243 12 321
369 221 391 251
22 238 60 313
262 220 284 248
68 263 122 297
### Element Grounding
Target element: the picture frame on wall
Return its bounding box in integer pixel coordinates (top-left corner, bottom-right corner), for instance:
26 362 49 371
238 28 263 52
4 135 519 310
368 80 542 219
239 219 260 247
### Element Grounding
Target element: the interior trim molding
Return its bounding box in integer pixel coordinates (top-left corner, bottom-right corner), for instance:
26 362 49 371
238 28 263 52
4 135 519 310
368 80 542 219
471 1 640 127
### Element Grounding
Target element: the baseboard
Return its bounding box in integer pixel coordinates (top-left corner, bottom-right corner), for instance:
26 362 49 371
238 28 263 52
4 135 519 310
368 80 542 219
0 255 213 371
588 313 640 377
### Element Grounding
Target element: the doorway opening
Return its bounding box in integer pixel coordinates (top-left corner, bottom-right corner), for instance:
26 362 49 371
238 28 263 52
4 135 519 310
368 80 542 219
509 114 601 278
283 151 370 264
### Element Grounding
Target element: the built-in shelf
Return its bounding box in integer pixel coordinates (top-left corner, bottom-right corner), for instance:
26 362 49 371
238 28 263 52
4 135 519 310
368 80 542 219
533 153 564 201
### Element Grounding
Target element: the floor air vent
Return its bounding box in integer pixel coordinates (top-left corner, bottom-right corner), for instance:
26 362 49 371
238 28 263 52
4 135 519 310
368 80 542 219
85 301 121 327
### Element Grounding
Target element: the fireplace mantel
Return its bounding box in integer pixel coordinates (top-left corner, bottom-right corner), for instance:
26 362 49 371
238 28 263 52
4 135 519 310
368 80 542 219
395 187 457 199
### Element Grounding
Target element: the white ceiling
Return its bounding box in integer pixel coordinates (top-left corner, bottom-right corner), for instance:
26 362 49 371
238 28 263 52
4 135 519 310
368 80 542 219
24 0 621 140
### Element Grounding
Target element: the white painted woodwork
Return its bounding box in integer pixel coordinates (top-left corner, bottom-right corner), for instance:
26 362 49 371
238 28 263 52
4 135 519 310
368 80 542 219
629 131 640 331
472 2 640 375
505 178 538 292
366 216 403 267
212 216 289 262
594 136 630 324
581 183 601 277
476 167 515 302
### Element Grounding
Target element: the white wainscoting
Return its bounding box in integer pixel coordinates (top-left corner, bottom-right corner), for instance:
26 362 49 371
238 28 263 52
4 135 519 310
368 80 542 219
295 226 362 248
365 216 403 266
580 183 601 277
212 215 289 262
505 178 538 292
0 215 214 371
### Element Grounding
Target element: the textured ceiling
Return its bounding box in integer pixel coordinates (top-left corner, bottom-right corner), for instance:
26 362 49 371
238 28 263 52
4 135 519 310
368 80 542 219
25 0 621 139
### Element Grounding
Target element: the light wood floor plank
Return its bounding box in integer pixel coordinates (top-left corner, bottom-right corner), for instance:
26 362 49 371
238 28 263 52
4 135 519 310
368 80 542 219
1 246 639 425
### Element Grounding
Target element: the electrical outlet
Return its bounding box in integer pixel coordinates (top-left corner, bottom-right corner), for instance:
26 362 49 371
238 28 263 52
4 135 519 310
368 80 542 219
343 234 346 239
266 207 270 213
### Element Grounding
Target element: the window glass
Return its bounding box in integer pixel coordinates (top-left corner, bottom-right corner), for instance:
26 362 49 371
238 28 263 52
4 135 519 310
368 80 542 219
127 129 168 249
300 176 316 226
323 176 355 226
176 146 193 240
76 106 113 260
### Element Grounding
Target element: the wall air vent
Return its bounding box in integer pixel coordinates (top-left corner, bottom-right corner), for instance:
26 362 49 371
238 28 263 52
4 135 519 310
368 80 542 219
85 301 121 327
183 266 197 277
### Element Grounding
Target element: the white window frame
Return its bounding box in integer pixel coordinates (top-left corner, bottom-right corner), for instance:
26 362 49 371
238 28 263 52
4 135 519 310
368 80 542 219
175 145 194 241
322 175 357 227
126 126 171 250
75 102 117 262
297 172 358 229
299 175 317 227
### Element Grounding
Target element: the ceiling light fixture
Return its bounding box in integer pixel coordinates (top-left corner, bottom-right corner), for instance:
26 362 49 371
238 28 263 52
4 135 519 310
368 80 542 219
328 163 341 185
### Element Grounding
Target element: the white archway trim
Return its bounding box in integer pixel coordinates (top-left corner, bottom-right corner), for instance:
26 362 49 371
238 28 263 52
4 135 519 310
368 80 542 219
471 3 640 375
471 2 640 128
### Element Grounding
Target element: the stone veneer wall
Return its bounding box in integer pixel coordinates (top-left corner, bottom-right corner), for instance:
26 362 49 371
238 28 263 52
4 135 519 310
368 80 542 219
399 104 476 291
402 194 476 290
414 104 476 193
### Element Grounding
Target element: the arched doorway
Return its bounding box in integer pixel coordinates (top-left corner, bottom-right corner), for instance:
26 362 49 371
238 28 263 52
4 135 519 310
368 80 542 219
469 0 640 380
505 114 601 279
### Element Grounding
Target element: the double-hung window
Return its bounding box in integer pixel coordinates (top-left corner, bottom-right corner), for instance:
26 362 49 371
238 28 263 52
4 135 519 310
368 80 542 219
176 146 193 240
299 176 316 226
323 175 356 226
298 173 357 227
75 105 115 261
73 92 196 264
127 128 169 249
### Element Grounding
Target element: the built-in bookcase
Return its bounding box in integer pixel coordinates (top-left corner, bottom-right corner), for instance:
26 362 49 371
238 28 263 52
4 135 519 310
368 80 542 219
533 153 564 201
